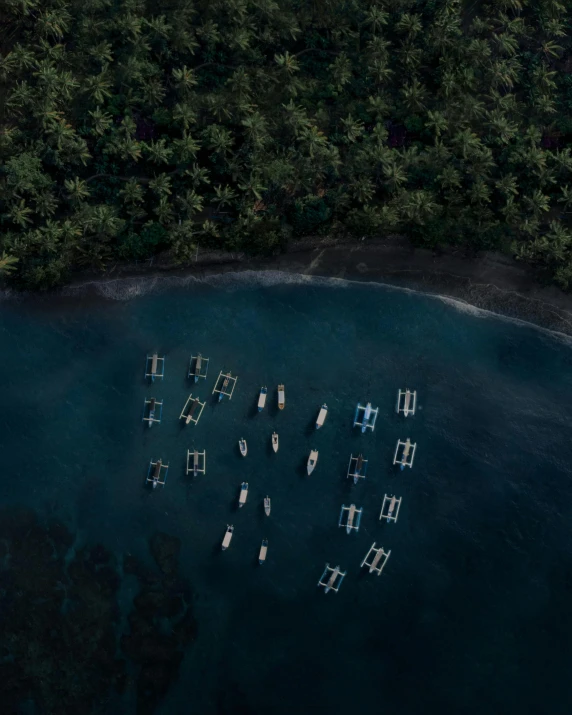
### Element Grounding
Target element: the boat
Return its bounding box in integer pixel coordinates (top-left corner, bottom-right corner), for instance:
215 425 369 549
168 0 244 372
307 449 319 475
272 432 279 452
278 384 285 410
222 525 234 550
258 386 267 412
317 564 346 593
239 439 247 457
219 374 230 402
239 482 248 507
259 538 268 565
354 453 364 485
148 398 156 425
353 401 378 433
189 353 209 382
316 404 328 429
264 496 271 516
142 397 163 427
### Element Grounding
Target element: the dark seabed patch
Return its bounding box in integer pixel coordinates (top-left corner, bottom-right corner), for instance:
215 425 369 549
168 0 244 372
1 275 572 714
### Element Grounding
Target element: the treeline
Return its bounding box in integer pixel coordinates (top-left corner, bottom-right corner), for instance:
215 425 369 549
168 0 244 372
1 0 572 288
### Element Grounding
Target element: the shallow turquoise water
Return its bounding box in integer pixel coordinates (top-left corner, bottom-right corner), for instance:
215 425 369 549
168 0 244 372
2 273 572 714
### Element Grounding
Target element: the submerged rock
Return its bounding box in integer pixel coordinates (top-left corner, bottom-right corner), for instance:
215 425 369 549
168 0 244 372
122 531 197 715
0 508 125 714
0 511 196 715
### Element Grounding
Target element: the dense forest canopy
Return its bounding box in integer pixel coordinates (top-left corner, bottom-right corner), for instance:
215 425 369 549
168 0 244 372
1 0 572 288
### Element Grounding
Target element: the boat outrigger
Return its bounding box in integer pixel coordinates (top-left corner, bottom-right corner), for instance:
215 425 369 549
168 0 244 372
318 564 346 593
361 542 391 575
222 525 234 550
213 371 237 402
393 438 416 469
238 482 248 507
259 538 268 565
186 449 206 477
396 388 417 417
258 387 267 412
264 496 271 516
380 494 402 523
272 432 279 452
180 394 206 425
277 384 285 410
189 353 209 382
239 439 247 457
347 453 368 484
316 404 328 429
142 397 163 427
147 458 168 489
307 449 319 475
353 402 378 433
338 504 363 534
145 353 165 382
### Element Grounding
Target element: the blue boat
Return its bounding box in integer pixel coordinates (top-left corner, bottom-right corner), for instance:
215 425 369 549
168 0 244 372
258 386 267 412
353 402 378 433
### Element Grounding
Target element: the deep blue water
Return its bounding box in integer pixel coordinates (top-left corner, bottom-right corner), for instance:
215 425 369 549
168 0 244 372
2 272 572 714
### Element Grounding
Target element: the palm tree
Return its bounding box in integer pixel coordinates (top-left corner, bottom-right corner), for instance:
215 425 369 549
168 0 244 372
495 174 519 199
341 115 364 144
452 129 481 160
172 132 200 162
425 110 448 140
382 160 407 192
557 186 572 214
178 189 204 217
401 190 439 226
0 252 19 276
64 177 91 204
145 139 173 164
400 78 428 113
523 189 550 217
9 200 33 228
149 174 172 197
213 185 237 211
88 107 112 136
172 66 198 93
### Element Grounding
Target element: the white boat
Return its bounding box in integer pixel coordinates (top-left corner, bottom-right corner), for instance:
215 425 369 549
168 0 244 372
278 384 285 410
239 482 248 507
264 496 271 516
272 432 279 452
222 525 234 550
307 449 319 475
316 404 328 429
239 439 247 457
259 538 268 564
258 387 267 411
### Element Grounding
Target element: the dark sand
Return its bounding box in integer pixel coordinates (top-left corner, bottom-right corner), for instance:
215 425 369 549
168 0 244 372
62 235 572 337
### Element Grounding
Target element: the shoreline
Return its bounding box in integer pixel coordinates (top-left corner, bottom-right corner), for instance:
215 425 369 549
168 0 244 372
59 235 572 338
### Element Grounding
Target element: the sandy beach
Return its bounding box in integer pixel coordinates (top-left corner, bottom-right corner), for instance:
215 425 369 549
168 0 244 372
61 235 572 338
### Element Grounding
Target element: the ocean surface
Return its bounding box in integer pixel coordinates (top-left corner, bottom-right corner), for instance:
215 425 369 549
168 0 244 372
2 271 572 714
